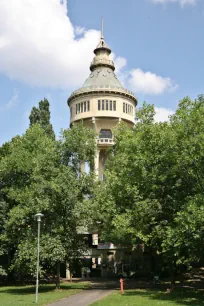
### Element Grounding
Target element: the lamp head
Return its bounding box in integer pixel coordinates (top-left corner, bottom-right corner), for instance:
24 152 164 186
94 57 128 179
35 213 44 222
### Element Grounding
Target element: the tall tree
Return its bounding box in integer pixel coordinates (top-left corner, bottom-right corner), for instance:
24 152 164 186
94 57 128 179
29 107 41 125
91 96 204 284
0 123 96 285
29 98 55 139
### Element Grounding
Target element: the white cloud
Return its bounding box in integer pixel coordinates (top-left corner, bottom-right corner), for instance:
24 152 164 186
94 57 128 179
0 0 100 88
112 55 177 95
150 0 198 7
0 88 19 111
75 26 85 36
114 56 127 74
7 89 19 109
127 69 176 95
112 55 128 86
0 0 178 96
154 106 174 122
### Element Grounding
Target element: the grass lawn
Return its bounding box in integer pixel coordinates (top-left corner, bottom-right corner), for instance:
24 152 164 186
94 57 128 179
0 282 89 306
91 288 204 306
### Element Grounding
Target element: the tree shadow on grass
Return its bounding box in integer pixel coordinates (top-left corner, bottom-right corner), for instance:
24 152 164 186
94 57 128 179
0 283 87 295
123 288 204 306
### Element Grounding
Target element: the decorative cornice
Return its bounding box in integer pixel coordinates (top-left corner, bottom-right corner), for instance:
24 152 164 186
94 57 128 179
67 85 137 105
90 58 115 72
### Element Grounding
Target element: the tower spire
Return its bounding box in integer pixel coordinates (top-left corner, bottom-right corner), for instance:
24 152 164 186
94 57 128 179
101 17 104 39
91 17 114 71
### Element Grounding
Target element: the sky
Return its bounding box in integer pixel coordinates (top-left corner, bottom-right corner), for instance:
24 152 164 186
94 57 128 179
0 0 203 145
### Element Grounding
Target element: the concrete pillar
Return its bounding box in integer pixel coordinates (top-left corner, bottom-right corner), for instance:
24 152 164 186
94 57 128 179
66 263 71 280
80 162 85 174
99 150 107 181
94 149 100 179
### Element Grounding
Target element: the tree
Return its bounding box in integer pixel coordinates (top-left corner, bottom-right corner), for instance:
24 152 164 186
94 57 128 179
29 98 55 139
162 95 204 270
0 137 19 277
91 96 204 284
0 123 96 285
29 107 40 125
0 199 8 277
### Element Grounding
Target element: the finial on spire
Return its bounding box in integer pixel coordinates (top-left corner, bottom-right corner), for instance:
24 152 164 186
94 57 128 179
101 17 104 39
93 17 111 55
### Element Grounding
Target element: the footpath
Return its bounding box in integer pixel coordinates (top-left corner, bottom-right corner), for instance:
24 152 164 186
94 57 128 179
48 279 118 306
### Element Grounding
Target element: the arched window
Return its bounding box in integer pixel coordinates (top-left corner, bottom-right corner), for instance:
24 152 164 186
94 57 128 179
99 129 112 139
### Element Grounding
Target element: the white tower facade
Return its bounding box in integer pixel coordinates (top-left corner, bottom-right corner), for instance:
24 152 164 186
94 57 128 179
68 22 137 179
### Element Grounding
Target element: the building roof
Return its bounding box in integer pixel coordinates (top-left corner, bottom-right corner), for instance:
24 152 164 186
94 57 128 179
83 67 123 88
68 20 137 104
82 20 123 89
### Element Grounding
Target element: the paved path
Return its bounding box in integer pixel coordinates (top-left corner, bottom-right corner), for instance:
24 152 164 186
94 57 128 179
47 289 113 306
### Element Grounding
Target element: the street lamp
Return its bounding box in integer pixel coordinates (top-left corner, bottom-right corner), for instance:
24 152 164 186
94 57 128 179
35 213 44 304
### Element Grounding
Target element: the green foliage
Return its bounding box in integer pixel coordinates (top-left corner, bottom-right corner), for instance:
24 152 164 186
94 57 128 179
92 97 204 270
0 265 7 276
29 98 55 139
135 101 155 124
29 107 40 125
60 122 96 172
0 122 96 278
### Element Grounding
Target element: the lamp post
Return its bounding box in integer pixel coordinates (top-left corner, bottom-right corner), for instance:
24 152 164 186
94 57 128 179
35 213 44 304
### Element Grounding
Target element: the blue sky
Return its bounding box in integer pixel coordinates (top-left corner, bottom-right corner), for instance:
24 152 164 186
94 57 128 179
0 0 203 145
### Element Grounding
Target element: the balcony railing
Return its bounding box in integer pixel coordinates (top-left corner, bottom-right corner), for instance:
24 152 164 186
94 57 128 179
97 138 114 145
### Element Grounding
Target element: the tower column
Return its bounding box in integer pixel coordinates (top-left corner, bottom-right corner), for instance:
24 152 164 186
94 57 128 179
80 162 85 173
94 149 100 179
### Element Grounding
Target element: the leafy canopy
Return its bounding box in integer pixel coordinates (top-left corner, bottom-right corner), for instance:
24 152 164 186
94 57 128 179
0 122 96 277
91 96 204 269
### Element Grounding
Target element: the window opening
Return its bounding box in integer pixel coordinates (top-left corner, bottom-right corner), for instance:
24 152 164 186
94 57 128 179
84 101 86 112
123 103 125 113
113 101 116 111
110 100 112 111
98 100 101 111
126 103 127 113
81 102 83 113
106 100 109 111
99 129 112 139
87 101 90 111
102 100 105 110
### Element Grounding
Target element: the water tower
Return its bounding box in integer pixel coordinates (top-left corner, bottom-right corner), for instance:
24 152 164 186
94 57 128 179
68 20 137 179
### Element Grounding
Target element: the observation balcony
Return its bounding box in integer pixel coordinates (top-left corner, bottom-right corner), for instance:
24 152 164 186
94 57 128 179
97 138 114 146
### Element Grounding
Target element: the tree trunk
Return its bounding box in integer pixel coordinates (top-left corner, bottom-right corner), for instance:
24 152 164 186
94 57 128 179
169 264 175 289
7 248 12 284
150 247 156 274
56 262 60 289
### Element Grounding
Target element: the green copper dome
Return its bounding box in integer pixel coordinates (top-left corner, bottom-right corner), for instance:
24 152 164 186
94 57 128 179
68 20 137 105
83 67 123 88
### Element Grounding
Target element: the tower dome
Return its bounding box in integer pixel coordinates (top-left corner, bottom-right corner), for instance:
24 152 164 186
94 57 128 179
83 32 123 89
